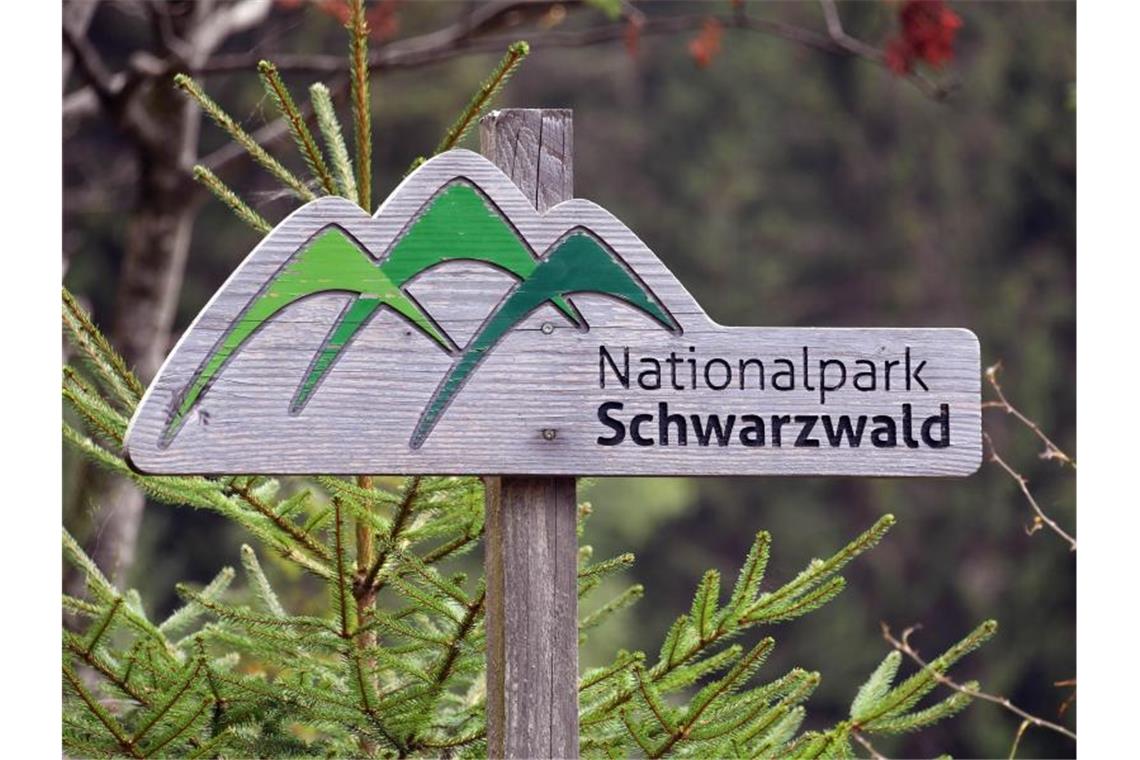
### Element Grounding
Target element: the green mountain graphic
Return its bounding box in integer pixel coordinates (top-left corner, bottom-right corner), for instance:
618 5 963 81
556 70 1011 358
163 227 451 446
290 182 581 411
410 231 679 448
161 181 678 449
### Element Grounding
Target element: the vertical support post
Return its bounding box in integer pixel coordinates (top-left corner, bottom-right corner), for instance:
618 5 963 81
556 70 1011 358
481 109 579 760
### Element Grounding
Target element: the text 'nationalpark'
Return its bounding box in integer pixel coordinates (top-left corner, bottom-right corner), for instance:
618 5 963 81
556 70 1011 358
596 346 954 449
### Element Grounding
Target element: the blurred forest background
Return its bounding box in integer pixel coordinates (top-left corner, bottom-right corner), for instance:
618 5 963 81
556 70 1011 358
63 1 1075 757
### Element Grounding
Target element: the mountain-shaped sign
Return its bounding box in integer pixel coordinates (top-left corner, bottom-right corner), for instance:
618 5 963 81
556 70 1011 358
125 149 981 476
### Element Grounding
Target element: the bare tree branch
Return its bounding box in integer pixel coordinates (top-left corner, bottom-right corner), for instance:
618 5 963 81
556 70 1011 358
62 19 119 108
63 0 101 86
190 0 275 58
983 432 1076 551
66 2 952 115
983 363 1075 468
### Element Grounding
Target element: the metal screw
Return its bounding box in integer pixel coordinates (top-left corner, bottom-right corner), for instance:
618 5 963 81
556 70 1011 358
541 322 555 335
542 428 557 441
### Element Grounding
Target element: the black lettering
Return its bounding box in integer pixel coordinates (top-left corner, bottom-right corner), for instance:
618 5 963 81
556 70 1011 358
637 358 661 390
819 359 846 404
739 358 765 390
822 415 867 447
691 414 735 446
802 347 815 391
771 415 791 446
794 415 820 447
853 360 877 391
666 353 684 390
658 402 687 446
739 415 765 446
906 347 929 391
920 404 950 448
704 358 732 390
688 346 698 388
884 359 900 391
596 402 625 445
870 415 897 447
631 413 655 446
599 346 629 389
901 403 919 448
772 360 795 391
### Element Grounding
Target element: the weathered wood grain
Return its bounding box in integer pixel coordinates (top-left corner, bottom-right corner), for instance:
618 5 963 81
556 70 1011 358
485 475 578 759
124 134 982 477
482 109 579 760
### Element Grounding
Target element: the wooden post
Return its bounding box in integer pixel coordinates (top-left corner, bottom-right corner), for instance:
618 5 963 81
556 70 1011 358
481 109 579 760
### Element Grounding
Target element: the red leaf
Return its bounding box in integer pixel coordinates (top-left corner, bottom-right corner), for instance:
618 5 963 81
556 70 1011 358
688 18 724 69
624 16 644 59
884 0 962 76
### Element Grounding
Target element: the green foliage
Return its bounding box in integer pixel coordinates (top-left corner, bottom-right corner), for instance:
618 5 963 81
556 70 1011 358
432 42 530 157
61 312 991 754
62 19 995 759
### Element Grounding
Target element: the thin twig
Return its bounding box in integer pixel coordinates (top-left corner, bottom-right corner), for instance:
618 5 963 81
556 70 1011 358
1055 678 1076 717
851 728 888 760
983 432 1076 551
881 623 1076 743
984 363 1075 468
1008 718 1032 759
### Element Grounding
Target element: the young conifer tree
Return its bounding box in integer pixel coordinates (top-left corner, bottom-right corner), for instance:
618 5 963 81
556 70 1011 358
63 3 995 757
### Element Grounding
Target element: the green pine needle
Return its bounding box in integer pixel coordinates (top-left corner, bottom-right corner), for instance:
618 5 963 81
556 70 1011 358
310 82 358 202
433 41 530 156
192 165 272 234
850 651 902 721
174 73 315 201
257 60 337 195
62 288 144 406
347 0 372 212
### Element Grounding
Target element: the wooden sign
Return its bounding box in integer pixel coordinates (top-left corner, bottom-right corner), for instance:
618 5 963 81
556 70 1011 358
124 148 981 476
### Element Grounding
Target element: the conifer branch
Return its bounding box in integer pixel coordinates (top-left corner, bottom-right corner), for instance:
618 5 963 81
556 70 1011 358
174 73 316 201
311 82 358 202
580 583 644 634
424 590 485 705
191 166 272 234
432 41 530 156
82 596 123 655
62 288 144 406
347 0 372 212
64 630 154 707
143 697 212 756
580 651 644 692
332 501 355 639
131 660 204 745
258 60 338 195
240 544 287 618
63 366 129 441
63 664 143 758
881 622 1075 743
361 476 421 590
232 482 332 561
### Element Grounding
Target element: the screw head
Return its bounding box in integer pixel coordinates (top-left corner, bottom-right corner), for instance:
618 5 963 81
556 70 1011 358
542 428 557 441
541 322 555 335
